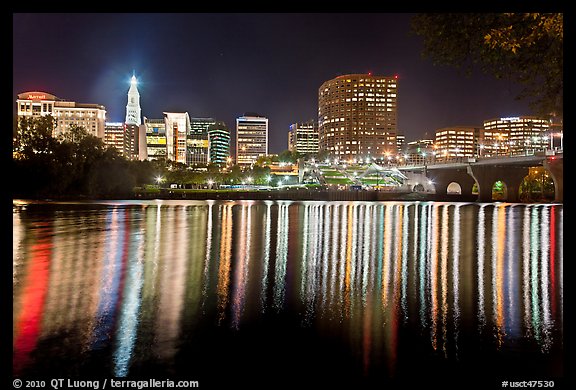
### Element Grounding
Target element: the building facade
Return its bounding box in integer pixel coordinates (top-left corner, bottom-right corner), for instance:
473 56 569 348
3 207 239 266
164 112 190 165
16 91 106 139
187 118 214 166
144 117 167 160
104 122 126 154
482 116 550 157
434 126 480 160
318 74 398 159
288 121 319 155
207 122 230 165
236 114 268 167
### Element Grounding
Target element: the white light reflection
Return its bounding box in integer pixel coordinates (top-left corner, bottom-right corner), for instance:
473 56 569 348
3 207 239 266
273 203 290 311
540 206 552 351
231 203 252 329
400 204 409 322
260 202 272 312
477 204 487 330
452 204 461 358
113 215 144 377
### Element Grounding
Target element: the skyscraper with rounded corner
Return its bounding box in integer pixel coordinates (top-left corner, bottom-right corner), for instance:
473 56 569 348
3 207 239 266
318 73 398 159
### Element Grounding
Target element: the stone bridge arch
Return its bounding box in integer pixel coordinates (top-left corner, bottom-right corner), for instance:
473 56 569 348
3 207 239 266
467 165 528 202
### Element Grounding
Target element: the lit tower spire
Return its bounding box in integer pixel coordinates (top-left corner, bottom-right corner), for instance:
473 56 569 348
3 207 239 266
125 73 142 125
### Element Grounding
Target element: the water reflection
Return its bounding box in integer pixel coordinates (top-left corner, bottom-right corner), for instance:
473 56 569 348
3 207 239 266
13 200 563 381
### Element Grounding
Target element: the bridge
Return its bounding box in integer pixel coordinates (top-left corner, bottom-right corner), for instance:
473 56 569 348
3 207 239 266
395 152 563 202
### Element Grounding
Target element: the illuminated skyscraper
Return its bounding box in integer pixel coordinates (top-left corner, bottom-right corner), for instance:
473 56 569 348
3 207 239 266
236 114 268 167
164 112 190 165
288 121 319 155
208 122 230 165
318 73 398 159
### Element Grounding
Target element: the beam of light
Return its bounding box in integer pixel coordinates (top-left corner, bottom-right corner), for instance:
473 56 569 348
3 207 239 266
91 208 125 351
320 204 332 317
491 204 506 348
155 205 188 361
217 204 233 323
201 202 214 309
505 205 518 338
522 205 532 336
540 206 552 352
273 202 290 312
452 204 461 359
440 205 449 357
430 204 440 351
113 214 145 377
418 203 428 329
13 221 53 376
401 204 409 323
231 203 252 330
344 203 354 319
329 204 341 319
260 202 272 313
530 206 541 343
477 204 487 331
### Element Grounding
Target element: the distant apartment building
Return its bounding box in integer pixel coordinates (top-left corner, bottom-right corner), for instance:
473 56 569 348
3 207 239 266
164 112 190 165
434 126 480 160
16 91 106 139
318 73 398 158
207 122 230 165
288 121 319 155
236 114 268 167
482 116 550 157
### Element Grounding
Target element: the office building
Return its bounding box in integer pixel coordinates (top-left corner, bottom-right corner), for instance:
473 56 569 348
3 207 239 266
236 114 268 167
434 126 480 160
207 122 230 165
288 121 319 155
188 118 214 166
144 117 167 160
318 73 398 158
482 116 550 157
164 112 190 165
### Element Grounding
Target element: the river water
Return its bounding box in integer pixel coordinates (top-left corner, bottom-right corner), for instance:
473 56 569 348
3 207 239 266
12 200 563 387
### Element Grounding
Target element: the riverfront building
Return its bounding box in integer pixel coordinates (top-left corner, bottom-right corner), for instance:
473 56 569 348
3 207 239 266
144 117 167 160
434 126 480 160
236 114 268 167
318 73 398 159
482 116 550 157
16 91 106 139
187 118 214 166
207 122 231 165
164 112 191 165
288 121 319 155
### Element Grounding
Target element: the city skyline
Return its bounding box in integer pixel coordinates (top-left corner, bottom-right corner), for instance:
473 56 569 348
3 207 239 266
13 13 535 154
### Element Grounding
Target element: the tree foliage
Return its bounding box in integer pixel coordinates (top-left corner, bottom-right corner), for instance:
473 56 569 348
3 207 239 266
411 13 563 116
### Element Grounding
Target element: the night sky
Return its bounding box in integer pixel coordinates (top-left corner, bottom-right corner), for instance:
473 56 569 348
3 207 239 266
13 13 534 154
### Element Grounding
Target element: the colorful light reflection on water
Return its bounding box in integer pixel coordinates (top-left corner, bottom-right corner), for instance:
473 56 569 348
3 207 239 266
12 200 563 386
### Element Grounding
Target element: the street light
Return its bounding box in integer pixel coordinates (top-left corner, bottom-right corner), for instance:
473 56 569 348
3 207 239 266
155 176 164 188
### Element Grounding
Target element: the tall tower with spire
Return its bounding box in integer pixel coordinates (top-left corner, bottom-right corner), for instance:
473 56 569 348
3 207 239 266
125 74 142 126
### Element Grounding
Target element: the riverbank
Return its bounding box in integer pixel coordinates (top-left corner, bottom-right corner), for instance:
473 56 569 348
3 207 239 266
133 188 480 202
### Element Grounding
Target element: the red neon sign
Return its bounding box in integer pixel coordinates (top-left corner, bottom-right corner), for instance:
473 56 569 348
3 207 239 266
27 94 47 100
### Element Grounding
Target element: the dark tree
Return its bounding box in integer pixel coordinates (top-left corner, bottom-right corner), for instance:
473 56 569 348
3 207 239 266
411 13 563 116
